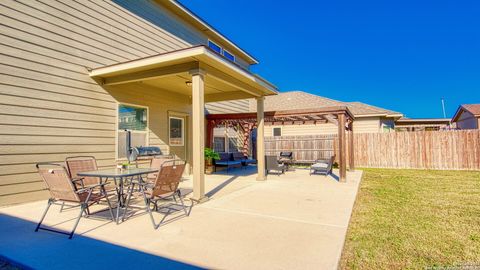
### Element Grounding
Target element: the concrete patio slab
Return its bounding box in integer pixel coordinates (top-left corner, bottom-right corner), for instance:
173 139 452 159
0 168 362 270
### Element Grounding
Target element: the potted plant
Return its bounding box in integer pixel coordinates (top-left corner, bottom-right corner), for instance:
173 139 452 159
117 161 130 170
204 147 220 174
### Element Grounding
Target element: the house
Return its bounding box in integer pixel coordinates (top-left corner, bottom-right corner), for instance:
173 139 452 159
206 91 403 152
0 0 277 206
395 118 451 131
451 104 480 129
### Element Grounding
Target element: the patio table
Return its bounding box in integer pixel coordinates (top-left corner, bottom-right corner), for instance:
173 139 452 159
77 168 158 224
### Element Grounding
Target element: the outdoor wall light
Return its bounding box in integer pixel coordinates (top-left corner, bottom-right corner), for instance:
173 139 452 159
185 81 192 87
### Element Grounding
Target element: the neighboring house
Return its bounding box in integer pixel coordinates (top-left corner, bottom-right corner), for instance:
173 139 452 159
451 104 480 129
206 91 403 152
0 0 276 205
395 118 452 131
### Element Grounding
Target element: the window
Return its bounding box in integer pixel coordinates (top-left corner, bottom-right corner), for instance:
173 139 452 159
382 121 395 132
169 117 184 146
223 50 235 62
117 104 148 159
213 137 226 152
273 127 282 136
208 40 236 63
208 40 222 54
228 137 239 152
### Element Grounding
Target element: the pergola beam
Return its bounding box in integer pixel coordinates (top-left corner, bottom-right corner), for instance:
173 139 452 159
206 106 355 122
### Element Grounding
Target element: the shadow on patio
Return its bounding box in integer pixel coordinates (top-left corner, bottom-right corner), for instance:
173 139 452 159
0 214 202 270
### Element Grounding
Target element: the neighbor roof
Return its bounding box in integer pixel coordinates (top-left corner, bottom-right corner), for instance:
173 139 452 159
225 91 401 118
396 118 451 124
452 104 480 122
249 91 345 112
345 102 403 117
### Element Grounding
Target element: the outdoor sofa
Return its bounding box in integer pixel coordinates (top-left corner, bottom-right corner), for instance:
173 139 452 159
213 153 242 172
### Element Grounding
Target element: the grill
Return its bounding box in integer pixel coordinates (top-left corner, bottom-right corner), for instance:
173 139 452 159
125 130 162 162
129 146 162 162
279 151 293 160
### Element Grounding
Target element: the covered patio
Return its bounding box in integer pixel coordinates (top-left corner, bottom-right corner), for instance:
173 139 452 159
0 168 363 270
89 45 277 203
206 106 356 182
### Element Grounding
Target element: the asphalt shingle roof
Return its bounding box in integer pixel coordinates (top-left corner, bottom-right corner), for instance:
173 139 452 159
207 91 403 118
461 104 480 116
250 91 401 117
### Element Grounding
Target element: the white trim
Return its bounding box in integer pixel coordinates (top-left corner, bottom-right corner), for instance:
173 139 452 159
115 102 149 160
169 116 185 147
272 126 282 136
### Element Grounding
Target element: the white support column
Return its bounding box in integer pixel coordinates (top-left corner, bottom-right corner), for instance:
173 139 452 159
190 69 207 202
256 97 266 180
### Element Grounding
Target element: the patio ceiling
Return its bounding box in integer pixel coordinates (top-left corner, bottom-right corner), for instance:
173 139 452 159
88 45 277 102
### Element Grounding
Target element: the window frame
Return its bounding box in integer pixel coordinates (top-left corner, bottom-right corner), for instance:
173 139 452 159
116 102 149 160
169 116 185 147
213 136 226 153
222 49 236 62
272 127 282 137
207 39 222 54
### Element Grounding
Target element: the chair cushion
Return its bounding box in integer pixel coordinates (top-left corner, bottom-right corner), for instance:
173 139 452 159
311 163 328 170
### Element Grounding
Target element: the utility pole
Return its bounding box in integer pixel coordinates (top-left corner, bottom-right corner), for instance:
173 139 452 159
441 98 447 118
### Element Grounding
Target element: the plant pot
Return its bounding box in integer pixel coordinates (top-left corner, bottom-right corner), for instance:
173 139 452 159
205 165 214 174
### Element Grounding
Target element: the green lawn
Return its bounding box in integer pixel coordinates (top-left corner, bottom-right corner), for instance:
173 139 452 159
340 169 480 269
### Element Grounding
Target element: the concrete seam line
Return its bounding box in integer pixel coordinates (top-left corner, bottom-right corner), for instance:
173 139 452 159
198 205 348 229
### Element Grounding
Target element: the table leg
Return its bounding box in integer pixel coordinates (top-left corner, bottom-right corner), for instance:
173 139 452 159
115 177 123 224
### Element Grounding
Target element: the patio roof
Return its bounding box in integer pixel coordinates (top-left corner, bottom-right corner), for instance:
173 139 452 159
89 45 277 102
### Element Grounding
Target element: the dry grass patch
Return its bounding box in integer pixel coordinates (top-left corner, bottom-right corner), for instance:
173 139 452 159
340 169 480 269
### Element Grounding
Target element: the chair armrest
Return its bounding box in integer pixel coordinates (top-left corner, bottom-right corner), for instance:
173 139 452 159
71 177 85 189
71 177 84 182
75 183 108 193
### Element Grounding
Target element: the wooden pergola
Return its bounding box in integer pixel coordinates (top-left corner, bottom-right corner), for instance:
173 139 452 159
206 105 356 182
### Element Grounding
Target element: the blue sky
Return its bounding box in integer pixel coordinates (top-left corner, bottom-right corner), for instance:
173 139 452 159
180 0 479 118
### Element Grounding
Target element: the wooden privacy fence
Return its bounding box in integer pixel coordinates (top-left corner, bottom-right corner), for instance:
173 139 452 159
265 130 480 170
265 134 337 163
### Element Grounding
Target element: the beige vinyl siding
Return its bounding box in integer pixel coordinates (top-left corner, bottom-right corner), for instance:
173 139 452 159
0 0 202 206
265 123 338 136
352 117 382 133
112 0 251 69
206 99 251 114
264 117 382 136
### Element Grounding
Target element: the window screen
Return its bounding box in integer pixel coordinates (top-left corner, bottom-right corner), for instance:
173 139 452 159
169 117 184 146
118 105 147 131
213 137 226 153
228 138 239 152
117 104 148 159
273 127 282 136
